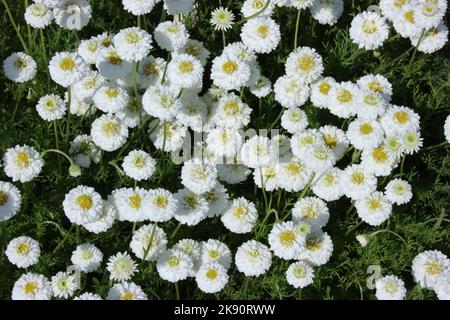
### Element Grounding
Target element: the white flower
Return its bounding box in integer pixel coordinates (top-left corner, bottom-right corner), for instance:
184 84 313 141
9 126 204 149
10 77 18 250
181 159 217 195
268 221 305 260
114 27 152 62
285 47 324 84
341 164 377 200
147 188 177 222
278 158 312 192
154 21 189 52
392 4 423 39
196 262 229 294
221 197 258 234
361 146 396 177
216 164 251 184
200 239 232 269
167 53 204 89
432 273 450 300
311 167 343 201
287 0 314 10
176 39 211 66
355 192 392 226
292 197 329 231
349 11 389 50
107 282 147 300
69 134 101 168
163 0 195 15
410 22 449 54
240 135 273 169
444 115 450 143
174 188 208 226
385 179 413 205
211 53 251 91
24 2 53 28
96 47 132 80
210 6 235 31
68 90 95 116
241 17 281 54
35 94 66 121
122 149 156 181
51 271 79 299
327 81 359 118
0 181 22 222
347 118 384 151
241 0 275 17
53 0 92 30
71 243 103 272
250 75 272 98
63 185 103 225
320 125 349 161
400 130 423 155
412 250 450 289
414 0 446 30
357 73 393 102
379 0 410 21
375 275 407 300
93 83 130 113
206 127 243 158
274 74 310 108
110 187 149 222
142 84 182 121
73 71 106 103
212 93 251 129
355 90 387 121
253 164 281 191
49 51 88 87
3 145 44 183
286 261 314 288
235 240 272 277
91 114 129 152
73 292 103 300
122 0 157 16
177 93 208 132
82 200 116 234
78 38 101 65
281 108 308 134
149 120 187 152
12 273 52 300
138 56 166 88
130 224 168 261
310 77 336 109
157 249 193 283
3 52 37 83
310 0 344 25
107 252 138 282
5 236 40 268
297 231 333 266
174 239 202 276
380 105 420 135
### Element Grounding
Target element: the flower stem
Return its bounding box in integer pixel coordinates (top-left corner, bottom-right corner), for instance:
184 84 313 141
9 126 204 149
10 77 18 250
11 83 25 124
39 29 49 69
65 86 72 146
42 148 75 166
53 121 62 171
369 229 408 248
1 0 29 54
294 9 301 49
175 282 180 300
221 29 226 48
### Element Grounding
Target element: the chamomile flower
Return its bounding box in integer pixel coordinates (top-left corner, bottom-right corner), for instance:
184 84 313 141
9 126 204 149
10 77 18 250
311 167 343 201
51 271 79 299
74 292 103 300
341 164 377 200
235 240 272 277
355 91 386 120
0 182 21 222
167 53 204 89
114 27 152 62
145 188 177 222
206 127 243 158
154 21 189 52
278 158 312 192
286 261 314 288
385 179 413 205
12 273 52 300
241 17 281 54
327 81 359 118
240 135 273 169
138 56 166 88
3 145 44 183
122 149 156 181
174 239 202 275
250 75 272 98
210 7 235 31
107 282 147 300
156 249 193 283
78 38 102 64
49 51 87 87
68 91 95 116
285 47 324 84
381 105 420 135
414 0 446 30
433 273 450 300
242 0 275 17
290 129 323 156
181 159 218 195
163 0 195 15
73 71 106 103
400 130 423 155
91 114 129 152
211 53 251 91
196 262 229 294
149 120 187 152
303 143 337 174
287 0 314 9
375 275 407 300
96 47 132 80
69 134 101 168
122 0 157 16
361 146 396 177
142 84 182 121
347 118 384 151
392 4 423 38
444 115 450 143
174 188 208 226
53 0 92 30
82 201 116 234
213 93 251 129
410 22 449 54
412 250 450 289
357 74 393 102
297 231 333 266
268 221 305 260
71 243 103 273
129 224 167 261
216 163 251 184
355 191 392 226
3 52 37 83
177 93 208 132
281 108 308 134
200 239 232 269
24 2 54 28
63 185 103 225
221 197 258 234
349 11 389 50
107 252 138 282
253 164 281 191
379 0 411 21
310 0 344 25
6 236 40 268
310 77 337 109
93 83 130 113
292 197 329 231
110 188 149 222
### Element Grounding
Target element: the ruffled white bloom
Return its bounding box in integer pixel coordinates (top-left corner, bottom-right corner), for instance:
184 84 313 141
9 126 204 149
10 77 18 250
167 53 204 89
327 81 359 118
78 38 102 65
130 224 167 261
349 11 389 50
25 2 54 28
341 164 377 200
114 27 152 62
297 231 333 266
181 159 217 195
310 0 344 25
164 0 195 15
347 118 384 151
235 240 272 277
138 55 166 88
212 93 251 129
303 144 337 174
177 93 208 132
412 250 450 289
6 236 40 268
142 84 182 121
107 252 138 282
49 51 87 87
355 191 392 226
361 146 396 177
400 129 423 155
381 105 420 135
53 0 92 30
63 185 103 225
290 129 322 157
147 188 177 222
414 0 446 30
444 114 450 143
253 164 281 191
240 135 273 169
156 249 193 282
82 201 116 234
356 91 387 122
286 47 324 84
221 197 258 234
195 262 229 294
68 90 95 116
3 52 37 83
287 0 314 9
91 114 129 152
110 187 149 222
292 197 329 231
310 77 337 109
274 74 310 108
432 273 450 300
250 75 272 98
216 164 251 184
69 134 101 168
96 47 132 80
174 188 208 226
174 239 202 276
149 120 187 152
357 73 393 102
73 71 106 103
392 4 423 38
379 0 411 21
410 22 449 54
107 282 147 300
241 17 281 54
320 125 348 161
3 145 44 183
122 0 157 16
74 292 103 300
385 178 413 205
278 158 312 192
200 239 232 269
154 21 189 52
122 149 156 181
281 108 308 134
71 243 103 272
12 273 52 300
311 167 343 201
268 221 305 260
241 0 275 17
286 260 314 288
210 6 235 31
51 271 79 299
93 83 130 113
0 181 21 222
375 275 407 300
211 53 251 91
176 39 210 67
206 127 243 158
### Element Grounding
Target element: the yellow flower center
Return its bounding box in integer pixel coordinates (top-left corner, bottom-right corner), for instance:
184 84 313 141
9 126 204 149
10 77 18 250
84 78 97 89
368 198 381 211
222 60 238 75
129 194 142 209
209 250 219 259
404 10 415 23
221 131 229 142
337 89 352 103
133 155 145 168
363 93 380 105
102 38 113 47
287 162 302 175
121 292 134 300
185 195 198 208
14 57 28 69
384 281 398 293
0 191 8 206
223 100 240 116
102 121 120 135
394 111 409 124
24 282 38 295
306 238 322 251
76 195 93 211
206 269 218 279
301 135 314 146
107 51 123 65
153 195 168 209
179 60 194 74
59 57 76 71
144 62 158 76
82 251 93 260
368 81 383 93
257 24 269 38
31 3 46 16
233 206 247 219
248 249 260 258
294 266 307 278
319 82 331 94
426 27 439 37
297 55 314 72
279 230 295 247
16 152 30 167
372 147 388 163
393 184 405 194
303 205 318 219
323 134 337 148
162 123 173 137
351 172 364 184
324 173 335 186
18 242 29 254
393 0 408 9
425 260 442 275
362 20 378 34
105 87 119 98
360 123 373 134
87 42 98 52
168 256 180 267
252 0 264 9
185 44 200 57
125 32 140 44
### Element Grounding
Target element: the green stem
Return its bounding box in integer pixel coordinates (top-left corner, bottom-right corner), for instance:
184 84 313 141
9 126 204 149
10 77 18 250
297 173 316 201
1 0 29 53
140 223 157 268
39 29 48 69
423 141 448 151
65 86 72 146
11 83 25 124
259 167 269 213
369 229 408 248
175 282 180 300
42 148 75 166
53 121 62 171
294 9 301 49
399 155 406 177
407 29 425 70
24 0 32 51
221 29 226 48
170 223 182 239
